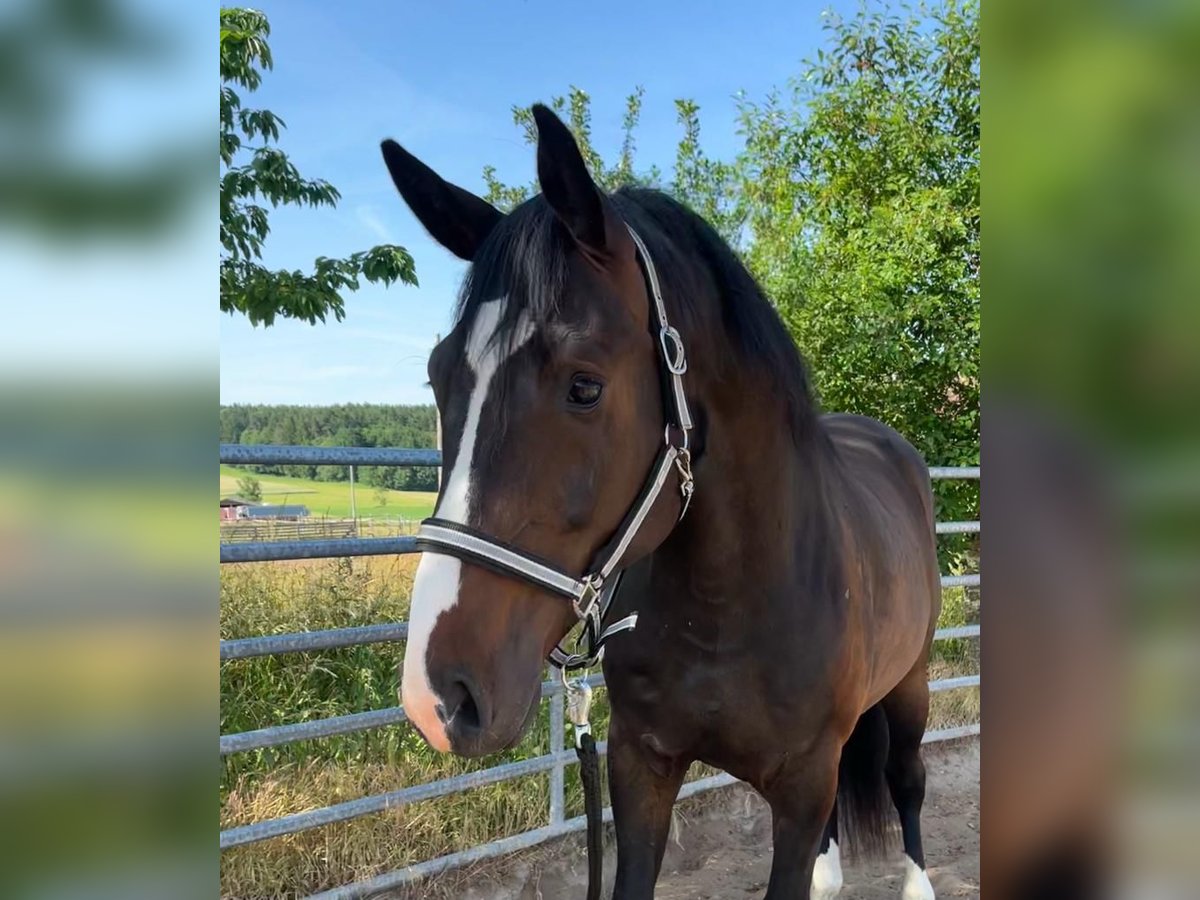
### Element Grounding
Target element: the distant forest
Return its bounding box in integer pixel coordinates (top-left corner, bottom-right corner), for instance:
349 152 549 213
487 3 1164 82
220 404 439 491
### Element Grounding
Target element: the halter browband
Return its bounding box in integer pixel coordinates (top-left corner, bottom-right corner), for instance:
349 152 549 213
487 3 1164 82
413 223 695 670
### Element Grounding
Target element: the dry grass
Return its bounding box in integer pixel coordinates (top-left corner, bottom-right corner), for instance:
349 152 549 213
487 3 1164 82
221 555 605 897
929 661 981 729
221 765 550 898
221 561 979 898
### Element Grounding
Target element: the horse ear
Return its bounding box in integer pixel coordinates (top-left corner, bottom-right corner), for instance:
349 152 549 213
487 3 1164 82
532 104 613 254
381 139 502 261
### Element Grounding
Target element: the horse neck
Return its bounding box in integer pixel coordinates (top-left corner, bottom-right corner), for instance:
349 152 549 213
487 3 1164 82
656 347 830 601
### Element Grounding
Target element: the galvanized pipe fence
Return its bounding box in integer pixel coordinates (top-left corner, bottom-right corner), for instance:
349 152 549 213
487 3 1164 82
219 444 980 899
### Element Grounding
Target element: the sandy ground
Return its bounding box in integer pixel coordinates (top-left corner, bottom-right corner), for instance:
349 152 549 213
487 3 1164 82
414 740 979 899
652 741 980 899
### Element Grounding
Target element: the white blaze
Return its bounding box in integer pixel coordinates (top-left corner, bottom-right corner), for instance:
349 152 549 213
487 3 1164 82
401 298 534 752
810 838 843 900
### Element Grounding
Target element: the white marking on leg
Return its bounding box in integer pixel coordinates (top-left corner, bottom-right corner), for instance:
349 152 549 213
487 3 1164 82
901 855 934 900
401 298 534 752
810 838 843 900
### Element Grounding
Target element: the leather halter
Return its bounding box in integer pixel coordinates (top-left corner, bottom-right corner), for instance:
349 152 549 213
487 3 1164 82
413 224 695 670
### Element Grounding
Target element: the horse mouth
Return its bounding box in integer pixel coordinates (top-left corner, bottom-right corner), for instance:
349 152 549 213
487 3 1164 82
450 680 544 758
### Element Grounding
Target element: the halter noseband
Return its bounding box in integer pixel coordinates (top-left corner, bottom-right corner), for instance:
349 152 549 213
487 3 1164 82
413 224 695 670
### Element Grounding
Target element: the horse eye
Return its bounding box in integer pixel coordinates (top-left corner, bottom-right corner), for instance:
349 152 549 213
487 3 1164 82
567 375 603 408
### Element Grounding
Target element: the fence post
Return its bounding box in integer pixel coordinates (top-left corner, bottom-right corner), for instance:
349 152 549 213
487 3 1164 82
549 687 565 826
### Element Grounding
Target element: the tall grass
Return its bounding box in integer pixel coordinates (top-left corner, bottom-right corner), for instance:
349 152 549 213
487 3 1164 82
220 557 417 788
220 557 614 897
220 556 978 898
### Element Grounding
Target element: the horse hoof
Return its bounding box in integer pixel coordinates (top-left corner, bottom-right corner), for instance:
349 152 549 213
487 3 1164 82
901 857 935 900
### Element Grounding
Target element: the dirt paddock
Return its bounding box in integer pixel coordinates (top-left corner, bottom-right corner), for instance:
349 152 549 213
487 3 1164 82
412 740 979 899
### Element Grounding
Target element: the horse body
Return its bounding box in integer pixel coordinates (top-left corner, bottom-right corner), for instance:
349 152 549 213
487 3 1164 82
381 105 942 899
607 412 939 764
601 357 941 897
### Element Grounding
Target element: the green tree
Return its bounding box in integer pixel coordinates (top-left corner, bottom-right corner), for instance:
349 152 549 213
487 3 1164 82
481 88 738 246
481 1 979 533
220 8 417 325
481 87 663 211
221 404 438 489
236 475 262 502
741 1 979 523
672 98 745 246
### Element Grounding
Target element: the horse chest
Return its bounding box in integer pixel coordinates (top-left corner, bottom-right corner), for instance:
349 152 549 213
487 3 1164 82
606 618 773 756
609 655 723 719
604 589 849 782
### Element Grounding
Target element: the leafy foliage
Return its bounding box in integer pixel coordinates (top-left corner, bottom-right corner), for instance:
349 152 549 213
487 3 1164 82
482 88 740 247
481 86 663 210
672 98 745 246
743 1 979 524
220 8 417 325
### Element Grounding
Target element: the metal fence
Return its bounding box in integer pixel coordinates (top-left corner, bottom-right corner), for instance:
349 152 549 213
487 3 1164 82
219 444 980 900
220 519 359 543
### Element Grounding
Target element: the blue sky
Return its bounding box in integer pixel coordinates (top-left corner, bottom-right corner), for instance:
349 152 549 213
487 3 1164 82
220 0 860 406
0 0 212 381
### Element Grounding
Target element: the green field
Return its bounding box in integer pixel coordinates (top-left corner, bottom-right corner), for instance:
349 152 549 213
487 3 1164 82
220 465 437 520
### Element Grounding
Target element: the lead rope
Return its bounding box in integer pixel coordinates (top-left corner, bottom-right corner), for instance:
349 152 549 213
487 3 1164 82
565 675 602 900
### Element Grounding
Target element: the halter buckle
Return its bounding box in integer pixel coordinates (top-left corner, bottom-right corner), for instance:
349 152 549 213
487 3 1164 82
572 575 603 621
659 326 688 375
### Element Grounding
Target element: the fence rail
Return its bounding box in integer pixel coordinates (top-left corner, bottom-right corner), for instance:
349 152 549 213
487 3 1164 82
219 519 358 543
219 443 980 899
220 535 417 564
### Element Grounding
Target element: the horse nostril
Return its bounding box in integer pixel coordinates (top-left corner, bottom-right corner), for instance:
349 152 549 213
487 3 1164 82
437 676 484 734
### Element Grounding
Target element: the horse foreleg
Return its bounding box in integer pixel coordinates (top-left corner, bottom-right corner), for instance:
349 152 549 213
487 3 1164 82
762 745 840 900
607 713 689 900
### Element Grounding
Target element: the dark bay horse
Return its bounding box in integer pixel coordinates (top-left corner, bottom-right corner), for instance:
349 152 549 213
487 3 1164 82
384 105 941 899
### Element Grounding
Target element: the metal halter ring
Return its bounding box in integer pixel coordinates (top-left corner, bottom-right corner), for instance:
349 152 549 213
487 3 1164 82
664 423 690 453
659 325 688 375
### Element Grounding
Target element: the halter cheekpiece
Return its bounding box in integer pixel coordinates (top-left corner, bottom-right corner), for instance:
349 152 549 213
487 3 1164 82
413 223 695 670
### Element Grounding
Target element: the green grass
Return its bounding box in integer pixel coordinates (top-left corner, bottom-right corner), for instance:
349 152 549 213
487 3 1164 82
220 465 436 520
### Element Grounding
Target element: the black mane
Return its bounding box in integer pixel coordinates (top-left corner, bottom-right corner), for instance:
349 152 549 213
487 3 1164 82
455 187 817 444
